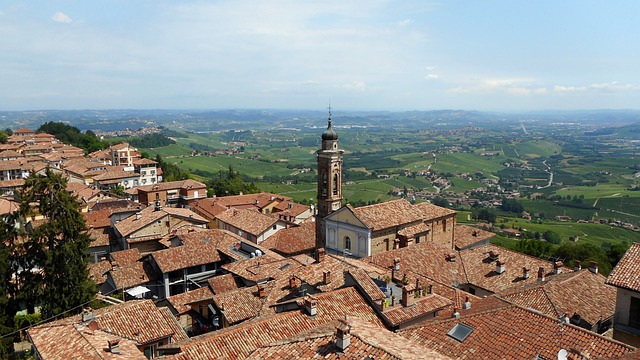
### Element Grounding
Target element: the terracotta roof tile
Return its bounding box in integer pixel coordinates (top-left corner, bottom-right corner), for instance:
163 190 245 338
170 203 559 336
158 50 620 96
88 260 111 285
606 242 640 292
247 316 450 360
207 273 239 294
222 256 296 283
88 228 110 248
110 249 141 265
135 179 206 193
347 268 386 302
414 201 457 219
383 294 453 327
500 269 616 327
212 285 264 324
216 208 279 237
352 198 425 230
28 322 146 359
453 225 496 250
166 287 384 360
399 304 635 360
260 222 316 255
166 286 214 315
192 198 229 220
108 259 155 290
158 306 189 343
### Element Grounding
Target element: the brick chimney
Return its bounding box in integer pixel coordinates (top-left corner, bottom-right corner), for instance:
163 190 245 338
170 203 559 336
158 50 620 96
574 261 582 272
316 248 325 263
304 295 317 316
446 253 457 262
488 250 500 261
401 284 416 307
257 284 265 298
289 276 297 289
589 261 598 274
428 284 433 294
554 261 563 275
538 267 545 282
336 317 351 351
522 267 530 279
107 339 121 354
496 260 506 274
462 296 471 310
323 270 332 285
393 258 401 271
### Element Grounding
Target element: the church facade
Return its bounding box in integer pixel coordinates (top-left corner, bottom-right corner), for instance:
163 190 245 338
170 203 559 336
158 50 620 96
315 112 457 258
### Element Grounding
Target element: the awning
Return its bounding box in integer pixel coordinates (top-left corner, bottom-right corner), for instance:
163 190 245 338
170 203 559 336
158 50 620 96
126 286 150 297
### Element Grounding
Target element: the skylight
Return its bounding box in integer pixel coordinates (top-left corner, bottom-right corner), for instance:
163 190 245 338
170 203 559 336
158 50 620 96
447 323 474 342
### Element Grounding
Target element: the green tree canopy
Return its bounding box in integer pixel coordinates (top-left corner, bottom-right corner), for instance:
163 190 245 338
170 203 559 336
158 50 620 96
37 121 105 153
209 166 260 197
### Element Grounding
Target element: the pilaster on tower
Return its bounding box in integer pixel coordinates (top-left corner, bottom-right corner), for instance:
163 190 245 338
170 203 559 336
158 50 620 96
315 108 344 250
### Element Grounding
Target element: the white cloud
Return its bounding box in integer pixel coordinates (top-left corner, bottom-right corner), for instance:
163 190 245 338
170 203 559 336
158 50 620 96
534 87 548 95
553 85 588 93
398 19 412 27
342 81 367 91
506 87 530 96
425 74 439 80
52 11 72 24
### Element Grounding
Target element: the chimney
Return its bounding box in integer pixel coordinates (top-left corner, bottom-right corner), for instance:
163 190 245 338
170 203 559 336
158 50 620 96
336 317 351 351
391 295 396 306
560 314 570 324
488 250 500 261
447 253 457 262
304 295 317 316
462 296 471 310
522 267 530 279
135 212 142 220
496 260 506 274
401 284 416 307
452 308 460 318
393 258 401 271
154 200 162 211
428 284 433 294
538 267 545 282
257 284 265 298
574 261 582 272
323 270 332 285
589 261 598 274
554 261 563 275
316 248 325 263
219 302 225 311
107 339 121 354
289 276 297 289
82 308 95 322
378 299 385 311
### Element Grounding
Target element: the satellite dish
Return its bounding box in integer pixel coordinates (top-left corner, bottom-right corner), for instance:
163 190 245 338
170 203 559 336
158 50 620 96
558 349 568 360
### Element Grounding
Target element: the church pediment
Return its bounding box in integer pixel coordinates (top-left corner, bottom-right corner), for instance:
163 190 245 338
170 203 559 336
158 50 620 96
325 205 368 229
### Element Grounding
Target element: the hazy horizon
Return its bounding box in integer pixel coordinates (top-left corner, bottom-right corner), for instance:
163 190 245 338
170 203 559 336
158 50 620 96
2 1 639 111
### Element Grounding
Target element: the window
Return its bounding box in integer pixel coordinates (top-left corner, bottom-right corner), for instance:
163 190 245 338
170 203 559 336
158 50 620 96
333 173 339 195
630 296 640 329
344 236 351 250
151 170 155 175
272 224 277 230
447 323 473 342
321 172 328 196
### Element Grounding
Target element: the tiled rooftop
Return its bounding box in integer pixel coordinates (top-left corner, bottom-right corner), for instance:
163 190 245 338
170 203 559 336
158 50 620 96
207 273 239 294
216 207 279 236
453 225 496 250
212 285 264 324
222 256 297 283
399 304 635 360
499 269 616 327
352 198 425 231
166 286 214 315
414 201 457 219
135 179 206 193
28 322 146 359
460 244 569 293
110 248 141 265
246 316 450 360
108 259 155 290
260 221 316 255
163 287 384 360
383 293 453 327
606 242 640 292
150 232 231 274
158 306 189 343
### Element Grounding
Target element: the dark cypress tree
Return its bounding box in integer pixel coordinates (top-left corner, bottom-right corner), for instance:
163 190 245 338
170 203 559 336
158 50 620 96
18 168 96 319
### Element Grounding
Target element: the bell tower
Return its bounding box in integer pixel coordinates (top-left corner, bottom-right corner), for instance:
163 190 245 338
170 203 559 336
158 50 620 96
316 107 344 250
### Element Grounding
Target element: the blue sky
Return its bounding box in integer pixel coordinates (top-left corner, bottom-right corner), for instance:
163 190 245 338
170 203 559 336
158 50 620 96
1 1 639 111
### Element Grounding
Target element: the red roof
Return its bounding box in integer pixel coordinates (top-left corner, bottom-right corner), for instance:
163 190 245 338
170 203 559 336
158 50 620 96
606 242 640 292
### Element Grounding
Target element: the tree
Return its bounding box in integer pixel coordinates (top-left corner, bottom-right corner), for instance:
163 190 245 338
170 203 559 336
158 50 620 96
472 208 496 223
16 169 96 319
543 230 561 244
500 198 524 213
209 166 260 197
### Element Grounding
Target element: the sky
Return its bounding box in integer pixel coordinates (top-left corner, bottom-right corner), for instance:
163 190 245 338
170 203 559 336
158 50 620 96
1 1 639 111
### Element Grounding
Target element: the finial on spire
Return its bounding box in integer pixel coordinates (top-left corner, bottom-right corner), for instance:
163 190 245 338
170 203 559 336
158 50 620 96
327 103 332 127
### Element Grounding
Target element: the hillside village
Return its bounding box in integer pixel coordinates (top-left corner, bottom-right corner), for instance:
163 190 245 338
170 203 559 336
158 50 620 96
1 123 639 359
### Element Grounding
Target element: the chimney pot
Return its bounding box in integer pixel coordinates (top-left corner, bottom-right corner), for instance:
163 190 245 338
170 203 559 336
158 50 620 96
452 308 460 318
108 339 121 354
323 270 332 285
304 295 318 316
538 267 545 282
289 276 296 289
496 260 506 274
391 295 396 306
522 267 530 279
401 284 416 307
428 284 433 294
393 258 401 271
257 284 265 298
489 250 500 260
589 261 598 274
463 297 471 310
554 261 563 274
336 317 351 351
316 248 325 263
